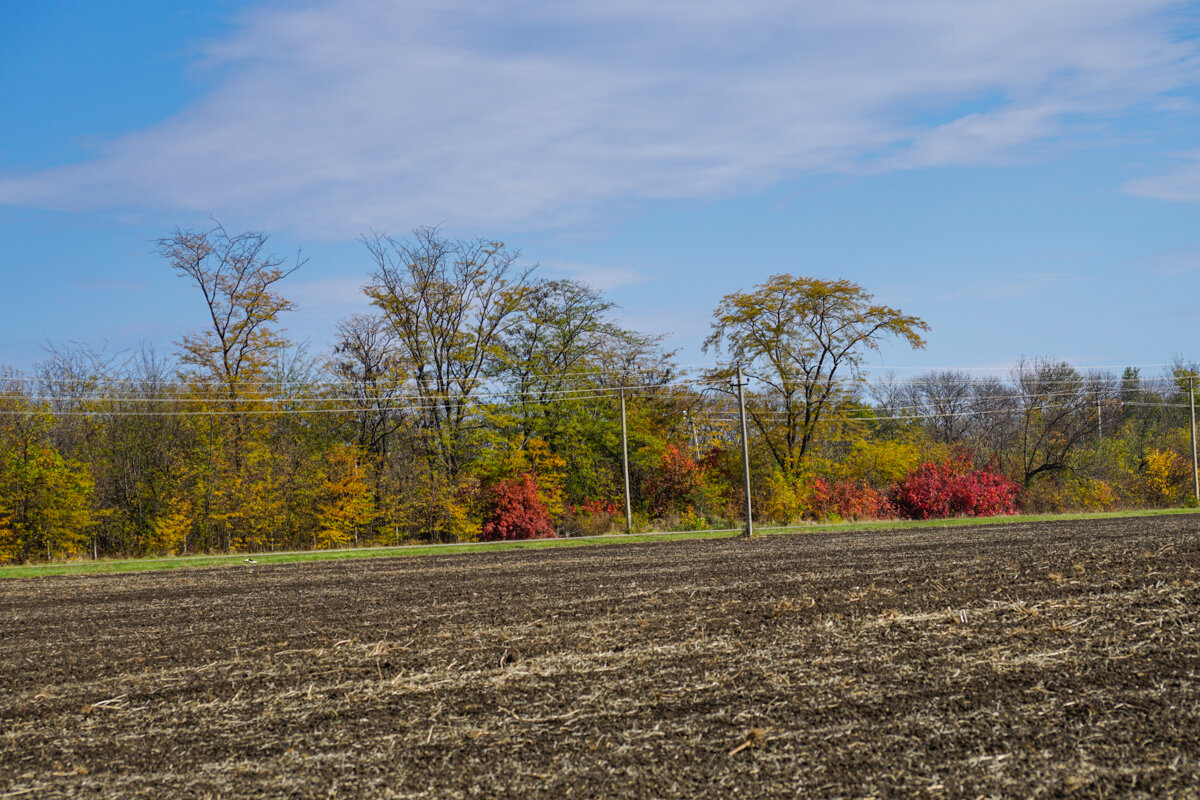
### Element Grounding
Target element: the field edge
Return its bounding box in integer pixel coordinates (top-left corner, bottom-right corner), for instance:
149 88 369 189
2 506 1197 580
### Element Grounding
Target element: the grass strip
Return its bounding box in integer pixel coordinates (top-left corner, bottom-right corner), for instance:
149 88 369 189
2 507 1196 580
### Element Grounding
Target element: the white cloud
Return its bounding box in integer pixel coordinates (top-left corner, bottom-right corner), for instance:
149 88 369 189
1135 246 1200 275
1 0 1197 235
542 261 650 292
1124 150 1200 201
287 276 372 309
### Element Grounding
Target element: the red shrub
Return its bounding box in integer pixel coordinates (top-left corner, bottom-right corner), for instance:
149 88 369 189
479 474 556 541
891 456 1021 520
568 497 620 516
644 445 703 517
562 497 622 536
807 477 893 521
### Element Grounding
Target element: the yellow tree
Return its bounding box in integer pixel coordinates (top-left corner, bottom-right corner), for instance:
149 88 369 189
157 223 302 409
157 223 302 551
704 275 928 477
0 430 95 563
146 491 193 556
315 444 375 548
224 436 288 551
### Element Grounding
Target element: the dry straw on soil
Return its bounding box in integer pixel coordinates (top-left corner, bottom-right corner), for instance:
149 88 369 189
2 515 1199 798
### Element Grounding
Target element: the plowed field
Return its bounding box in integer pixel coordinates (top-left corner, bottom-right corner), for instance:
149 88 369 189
3 516 1199 798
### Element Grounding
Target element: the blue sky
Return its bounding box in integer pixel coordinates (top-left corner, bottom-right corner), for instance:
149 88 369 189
3 0 1200 376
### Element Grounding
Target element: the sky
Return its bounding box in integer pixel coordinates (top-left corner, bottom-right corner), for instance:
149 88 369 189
3 0 1200 379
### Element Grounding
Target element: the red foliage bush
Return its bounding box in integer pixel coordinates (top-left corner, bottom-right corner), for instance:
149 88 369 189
568 498 620 516
479 474 556 541
644 445 703 518
807 477 893 521
890 456 1021 520
561 497 622 536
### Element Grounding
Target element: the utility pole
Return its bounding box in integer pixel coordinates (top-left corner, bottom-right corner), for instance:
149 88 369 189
734 363 753 537
1190 375 1198 506
621 388 632 533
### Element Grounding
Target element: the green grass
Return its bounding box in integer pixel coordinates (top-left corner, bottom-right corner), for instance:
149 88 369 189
2 507 1196 580
763 506 1200 535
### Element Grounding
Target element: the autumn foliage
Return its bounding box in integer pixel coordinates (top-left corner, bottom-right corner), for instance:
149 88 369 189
568 498 620 516
806 477 892 521
3 231 1194 565
479 474 556 541
890 456 1021 520
644 445 703 517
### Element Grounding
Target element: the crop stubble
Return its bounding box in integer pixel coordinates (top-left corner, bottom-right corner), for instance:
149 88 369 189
1 516 1199 798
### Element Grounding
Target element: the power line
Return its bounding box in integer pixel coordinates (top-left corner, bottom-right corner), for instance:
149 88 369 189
6 358 1192 391
0 388 1189 420
3 372 1185 406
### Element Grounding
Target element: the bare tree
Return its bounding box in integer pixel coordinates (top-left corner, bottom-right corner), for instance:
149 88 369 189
363 227 536 475
899 370 976 444
332 313 408 458
1013 359 1112 485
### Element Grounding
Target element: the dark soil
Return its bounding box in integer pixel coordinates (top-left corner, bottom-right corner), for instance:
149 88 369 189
2 516 1199 798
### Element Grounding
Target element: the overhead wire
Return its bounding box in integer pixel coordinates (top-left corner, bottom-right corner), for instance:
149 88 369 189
0 386 1189 419
2 370 1183 406
0 355 1193 418
4 358 1189 394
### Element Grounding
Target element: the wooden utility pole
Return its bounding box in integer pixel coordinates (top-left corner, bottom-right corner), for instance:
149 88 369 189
735 363 753 537
1190 375 1198 506
621 388 632 533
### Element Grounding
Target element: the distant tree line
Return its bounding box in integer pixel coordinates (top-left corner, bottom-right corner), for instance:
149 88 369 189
0 224 1196 562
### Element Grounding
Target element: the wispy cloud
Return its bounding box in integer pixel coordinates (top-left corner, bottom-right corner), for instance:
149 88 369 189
1134 246 1200 276
1 0 1196 235
287 277 372 310
284 277 377 341
1124 150 1200 202
542 261 651 292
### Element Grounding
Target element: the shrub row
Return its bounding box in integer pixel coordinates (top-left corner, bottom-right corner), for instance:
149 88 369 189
480 452 1024 540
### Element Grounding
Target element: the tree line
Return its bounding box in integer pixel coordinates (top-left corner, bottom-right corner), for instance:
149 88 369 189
1 224 1196 562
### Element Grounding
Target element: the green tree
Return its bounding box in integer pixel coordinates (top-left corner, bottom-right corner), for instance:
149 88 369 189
498 279 620 445
493 278 679 507
1172 361 1199 405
